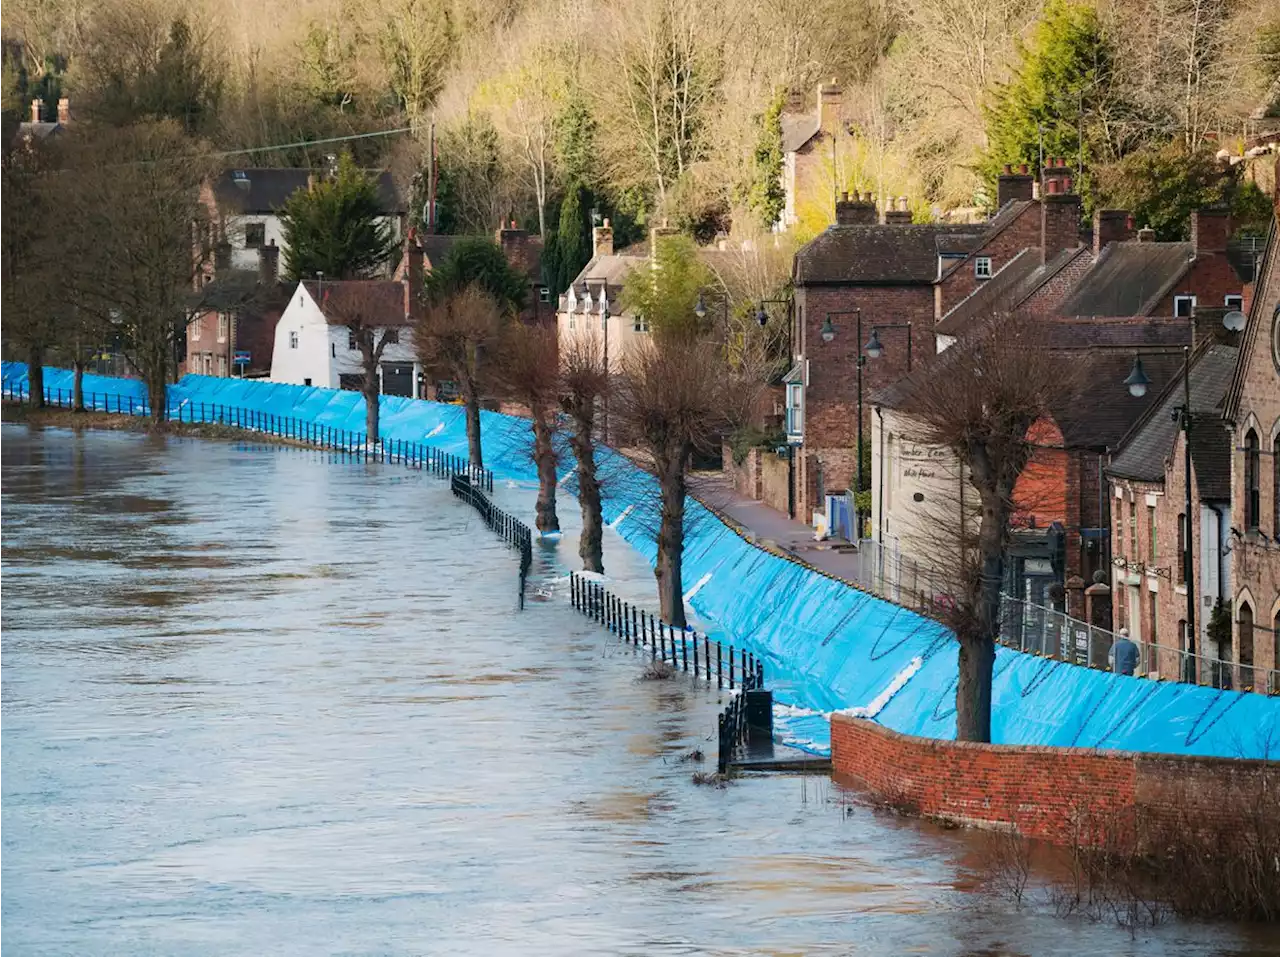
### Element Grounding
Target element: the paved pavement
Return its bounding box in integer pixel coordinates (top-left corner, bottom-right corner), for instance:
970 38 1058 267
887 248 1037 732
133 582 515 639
687 472 868 583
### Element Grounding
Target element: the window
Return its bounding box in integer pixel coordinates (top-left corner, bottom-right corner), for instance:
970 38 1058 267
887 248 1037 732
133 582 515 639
538 286 551 303
1176 513 1186 583
1174 295 1196 318
1148 592 1159 673
975 256 993 279
1147 505 1157 564
1224 294 1243 310
289 331 299 349
1245 429 1260 530
217 314 228 342
348 330 358 351
385 328 400 345
1239 602 1255 689
217 354 227 377
244 223 265 248
786 382 803 436
1128 500 1138 559
633 314 650 333
190 319 201 342
331 343 336 358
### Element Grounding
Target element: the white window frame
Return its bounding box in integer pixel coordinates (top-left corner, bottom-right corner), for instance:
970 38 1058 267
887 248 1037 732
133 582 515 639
289 330 299 349
190 319 201 342
975 256 993 279
786 382 804 436
633 314 650 334
217 314 228 342
1174 295 1196 318
1224 294 1243 310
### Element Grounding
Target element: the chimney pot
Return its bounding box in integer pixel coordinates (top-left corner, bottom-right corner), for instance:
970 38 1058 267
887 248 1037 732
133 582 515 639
841 191 849 202
898 196 909 212
1018 163 1029 175
30 98 42 123
603 218 610 228
1137 227 1156 243
56 97 69 125
1002 164 1012 175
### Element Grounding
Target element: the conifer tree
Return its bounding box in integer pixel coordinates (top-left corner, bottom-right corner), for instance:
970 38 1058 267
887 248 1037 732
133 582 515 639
279 152 394 281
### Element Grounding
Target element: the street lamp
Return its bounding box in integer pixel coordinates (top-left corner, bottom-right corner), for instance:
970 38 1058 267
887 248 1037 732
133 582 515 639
863 323 914 371
864 328 883 359
1123 355 1150 398
695 293 707 319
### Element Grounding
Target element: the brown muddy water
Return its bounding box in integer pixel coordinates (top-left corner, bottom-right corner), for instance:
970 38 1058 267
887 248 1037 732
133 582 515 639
3 424 1277 956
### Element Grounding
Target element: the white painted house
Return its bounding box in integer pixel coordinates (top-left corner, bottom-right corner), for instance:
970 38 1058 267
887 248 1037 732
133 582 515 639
270 280 421 395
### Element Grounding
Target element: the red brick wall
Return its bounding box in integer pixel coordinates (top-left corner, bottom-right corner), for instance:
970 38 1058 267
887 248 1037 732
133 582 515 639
831 715 1279 846
1013 417 1068 528
1024 249 1094 316
1150 253 1242 316
939 203 1043 314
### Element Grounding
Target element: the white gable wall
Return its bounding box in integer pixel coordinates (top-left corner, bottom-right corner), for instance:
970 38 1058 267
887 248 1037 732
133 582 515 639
270 284 334 386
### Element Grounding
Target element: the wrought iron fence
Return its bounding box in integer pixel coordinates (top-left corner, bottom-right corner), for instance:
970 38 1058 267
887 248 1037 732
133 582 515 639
568 572 765 771
3 382 493 491
450 473 533 608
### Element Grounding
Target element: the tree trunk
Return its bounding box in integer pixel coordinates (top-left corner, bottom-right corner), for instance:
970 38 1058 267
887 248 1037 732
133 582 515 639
461 374 484 470
655 449 688 627
147 374 167 423
72 359 85 412
531 405 559 534
570 412 604 573
363 362 380 444
955 487 1012 743
27 344 45 408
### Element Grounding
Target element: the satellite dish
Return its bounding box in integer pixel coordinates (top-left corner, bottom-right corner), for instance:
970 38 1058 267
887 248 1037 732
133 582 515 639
1223 310 1247 331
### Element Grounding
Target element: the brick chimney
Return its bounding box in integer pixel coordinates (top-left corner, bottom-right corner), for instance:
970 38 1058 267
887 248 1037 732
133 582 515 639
1093 209 1134 255
30 98 43 123
496 219 533 275
883 196 912 225
1040 166 1082 264
997 163 1035 207
258 239 280 283
817 79 842 136
57 98 70 125
592 218 614 258
785 89 806 114
1190 206 1231 254
650 220 677 257
836 191 877 226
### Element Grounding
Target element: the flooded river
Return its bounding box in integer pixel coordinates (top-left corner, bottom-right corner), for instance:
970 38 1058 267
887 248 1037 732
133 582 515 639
3 425 1277 956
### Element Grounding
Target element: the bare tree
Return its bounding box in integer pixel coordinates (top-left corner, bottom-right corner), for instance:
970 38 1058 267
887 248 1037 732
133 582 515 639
58 120 218 420
559 330 609 572
896 314 1073 742
614 339 734 625
415 285 503 469
496 322 561 533
318 280 407 441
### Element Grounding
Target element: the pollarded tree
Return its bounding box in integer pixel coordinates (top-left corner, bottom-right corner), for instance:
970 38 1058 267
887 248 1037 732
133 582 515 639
560 331 610 573
496 322 561 534
424 236 529 316
279 152 395 281
415 285 505 470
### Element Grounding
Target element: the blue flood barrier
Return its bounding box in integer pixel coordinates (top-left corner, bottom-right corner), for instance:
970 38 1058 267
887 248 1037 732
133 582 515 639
5 361 1277 761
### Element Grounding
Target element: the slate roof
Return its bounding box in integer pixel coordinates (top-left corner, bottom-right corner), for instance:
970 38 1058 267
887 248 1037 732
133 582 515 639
1058 241 1195 317
300 279 411 326
1108 344 1237 499
214 169 405 215
561 254 647 314
417 234 458 270
794 224 980 284
873 321 1189 449
18 121 62 141
937 246 1094 337
781 113 820 153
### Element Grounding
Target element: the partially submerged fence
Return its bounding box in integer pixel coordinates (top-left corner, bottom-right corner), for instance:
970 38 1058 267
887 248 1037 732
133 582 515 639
3 381 494 491
451 474 533 608
568 572 766 771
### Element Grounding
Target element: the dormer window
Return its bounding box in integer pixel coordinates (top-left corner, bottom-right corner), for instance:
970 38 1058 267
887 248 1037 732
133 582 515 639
1174 295 1196 318
975 256 992 279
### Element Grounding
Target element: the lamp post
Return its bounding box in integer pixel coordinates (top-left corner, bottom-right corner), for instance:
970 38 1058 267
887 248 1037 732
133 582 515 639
759 297 796 517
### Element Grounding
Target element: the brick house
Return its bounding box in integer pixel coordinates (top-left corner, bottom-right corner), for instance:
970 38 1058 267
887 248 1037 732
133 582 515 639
790 193 980 522
778 82 845 231
1107 343 1239 683
1222 200 1280 694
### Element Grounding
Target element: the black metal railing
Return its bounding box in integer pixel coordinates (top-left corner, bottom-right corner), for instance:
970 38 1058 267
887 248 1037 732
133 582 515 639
568 571 766 772
451 473 534 608
2 382 493 491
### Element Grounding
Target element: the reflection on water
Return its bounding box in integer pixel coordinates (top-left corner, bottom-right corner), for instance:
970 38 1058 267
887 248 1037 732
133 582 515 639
3 425 1277 957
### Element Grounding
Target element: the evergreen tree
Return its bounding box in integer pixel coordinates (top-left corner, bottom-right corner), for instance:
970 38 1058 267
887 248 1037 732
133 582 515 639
981 0 1113 207
744 90 785 229
555 182 592 295
424 237 528 315
279 152 394 281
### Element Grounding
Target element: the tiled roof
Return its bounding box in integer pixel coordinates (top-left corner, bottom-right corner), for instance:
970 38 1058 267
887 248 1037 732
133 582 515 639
781 113 820 153
1224 216 1278 421
1058 241 1195 317
301 279 411 326
936 249 1040 336
1108 344 1238 497
937 200 1036 280
794 224 980 284
562 254 646 314
214 169 405 215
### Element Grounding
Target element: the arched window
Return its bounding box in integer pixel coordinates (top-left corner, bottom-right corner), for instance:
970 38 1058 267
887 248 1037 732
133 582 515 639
1239 602 1255 690
1245 430 1261 530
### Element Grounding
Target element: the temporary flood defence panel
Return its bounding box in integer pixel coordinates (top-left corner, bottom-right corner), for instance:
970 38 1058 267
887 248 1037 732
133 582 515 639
6 362 1277 761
